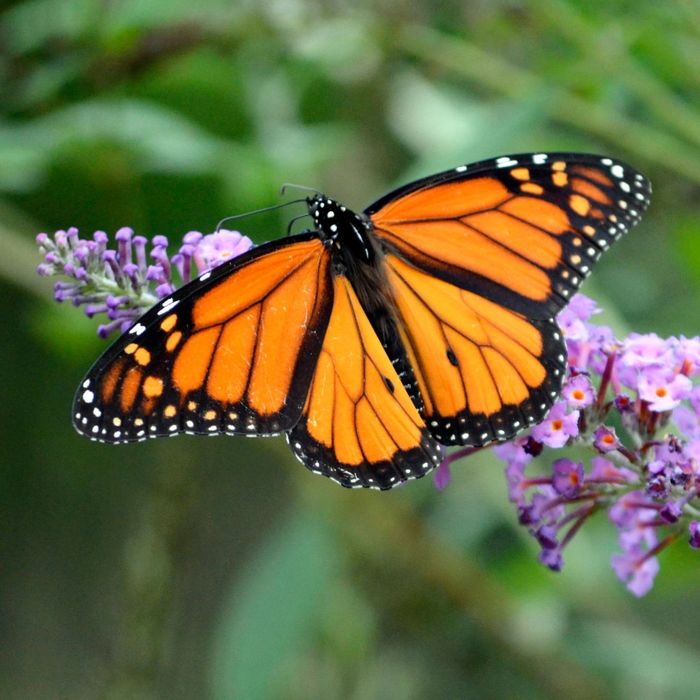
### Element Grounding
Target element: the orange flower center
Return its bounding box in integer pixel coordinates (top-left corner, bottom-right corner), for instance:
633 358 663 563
655 387 668 398
552 419 563 430
572 389 585 400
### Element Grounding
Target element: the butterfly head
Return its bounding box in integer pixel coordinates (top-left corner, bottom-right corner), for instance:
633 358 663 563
307 194 375 264
307 194 347 240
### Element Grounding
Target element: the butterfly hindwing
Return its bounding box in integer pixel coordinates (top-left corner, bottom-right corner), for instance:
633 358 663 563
367 153 651 319
384 253 567 446
287 274 442 489
73 234 333 442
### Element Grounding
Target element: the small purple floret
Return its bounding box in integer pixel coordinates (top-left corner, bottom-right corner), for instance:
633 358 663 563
551 458 584 498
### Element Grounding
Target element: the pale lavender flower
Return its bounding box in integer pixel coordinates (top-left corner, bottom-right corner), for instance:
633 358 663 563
552 458 585 498
193 230 254 273
611 548 660 597
530 401 580 448
432 460 452 491
593 425 621 453
638 370 693 412
561 373 595 409
36 227 253 337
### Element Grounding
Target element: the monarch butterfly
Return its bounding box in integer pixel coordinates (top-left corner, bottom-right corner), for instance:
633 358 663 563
73 153 651 490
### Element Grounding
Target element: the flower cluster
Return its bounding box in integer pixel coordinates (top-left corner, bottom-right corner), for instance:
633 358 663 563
437 295 700 596
36 227 253 337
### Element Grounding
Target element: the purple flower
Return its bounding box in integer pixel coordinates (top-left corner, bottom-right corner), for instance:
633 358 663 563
551 458 584 497
495 439 533 503
689 521 700 549
539 547 564 572
531 401 580 448
677 337 700 378
621 332 675 369
609 491 650 529
447 292 700 596
193 230 254 273
673 404 700 438
593 425 621 453
36 226 254 337
611 549 660 597
562 373 595 409
559 294 600 326
589 456 637 484
638 370 692 412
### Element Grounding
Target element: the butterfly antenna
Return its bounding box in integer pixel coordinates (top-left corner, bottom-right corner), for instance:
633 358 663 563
286 212 312 236
280 182 321 197
215 199 306 232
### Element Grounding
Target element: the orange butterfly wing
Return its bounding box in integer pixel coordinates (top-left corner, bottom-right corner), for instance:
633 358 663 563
367 153 651 319
73 235 333 442
364 153 650 445
288 274 442 489
384 253 565 445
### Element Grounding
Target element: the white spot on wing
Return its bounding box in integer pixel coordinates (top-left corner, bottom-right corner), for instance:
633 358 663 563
157 298 179 316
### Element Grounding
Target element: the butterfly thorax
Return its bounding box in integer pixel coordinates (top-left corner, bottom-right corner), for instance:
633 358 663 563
307 195 375 265
307 194 389 313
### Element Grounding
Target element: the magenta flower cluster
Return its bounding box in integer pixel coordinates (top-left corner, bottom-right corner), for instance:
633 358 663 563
437 295 700 596
36 227 253 337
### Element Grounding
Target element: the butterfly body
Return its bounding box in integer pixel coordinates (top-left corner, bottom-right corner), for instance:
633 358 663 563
74 153 651 490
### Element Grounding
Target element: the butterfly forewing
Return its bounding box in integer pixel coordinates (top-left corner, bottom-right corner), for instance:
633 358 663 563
73 235 333 443
367 153 651 319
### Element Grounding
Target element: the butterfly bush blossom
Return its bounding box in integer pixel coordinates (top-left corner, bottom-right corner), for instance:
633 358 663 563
36 228 700 596
436 296 700 596
36 227 253 337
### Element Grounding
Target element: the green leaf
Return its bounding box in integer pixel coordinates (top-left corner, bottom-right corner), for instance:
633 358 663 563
209 510 340 700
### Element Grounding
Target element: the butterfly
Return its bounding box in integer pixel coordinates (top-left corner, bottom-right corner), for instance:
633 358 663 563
73 153 651 490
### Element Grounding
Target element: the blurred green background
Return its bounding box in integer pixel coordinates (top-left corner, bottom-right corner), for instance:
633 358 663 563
2 1 700 698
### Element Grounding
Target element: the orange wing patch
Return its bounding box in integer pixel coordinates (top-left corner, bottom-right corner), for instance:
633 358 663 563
73 236 333 443
368 154 651 319
376 177 509 221
384 254 567 446
288 275 441 490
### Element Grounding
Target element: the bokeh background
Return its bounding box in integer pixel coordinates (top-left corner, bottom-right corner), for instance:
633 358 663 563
2 1 700 698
